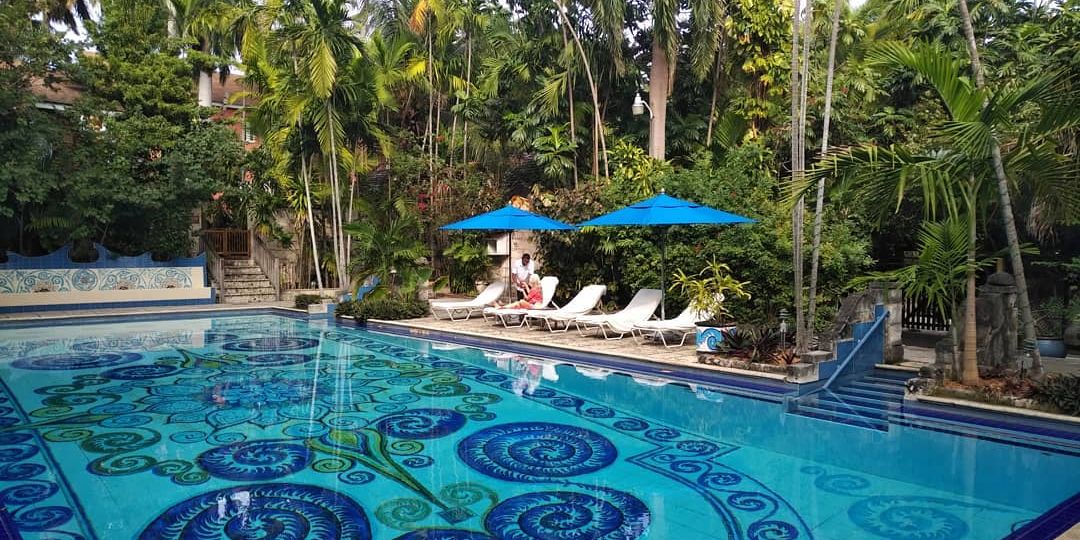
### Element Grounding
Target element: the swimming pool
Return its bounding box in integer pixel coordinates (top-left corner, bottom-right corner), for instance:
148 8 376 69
0 312 1076 539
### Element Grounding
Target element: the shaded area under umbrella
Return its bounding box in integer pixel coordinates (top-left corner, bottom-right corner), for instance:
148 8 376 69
441 206 576 298
577 191 755 317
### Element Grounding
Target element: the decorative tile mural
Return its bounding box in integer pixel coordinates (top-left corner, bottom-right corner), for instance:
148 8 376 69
0 244 206 295
0 268 196 293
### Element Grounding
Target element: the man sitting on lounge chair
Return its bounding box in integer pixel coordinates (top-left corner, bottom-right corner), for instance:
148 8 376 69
494 274 542 310
511 253 536 298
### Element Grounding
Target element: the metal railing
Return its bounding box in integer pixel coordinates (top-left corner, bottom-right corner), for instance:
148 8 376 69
203 238 226 301
820 309 890 392
202 228 250 259
903 293 950 331
251 232 282 299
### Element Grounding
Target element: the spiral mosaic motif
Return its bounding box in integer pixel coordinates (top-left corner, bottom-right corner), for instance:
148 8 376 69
748 520 800 540
457 422 617 482
197 440 314 481
102 364 179 380
12 352 143 371
848 496 969 540
221 337 319 352
138 483 371 540
394 530 495 540
485 489 649 540
246 353 315 366
375 408 467 440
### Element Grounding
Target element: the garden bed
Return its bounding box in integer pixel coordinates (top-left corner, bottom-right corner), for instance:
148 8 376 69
696 352 821 384
905 371 1080 422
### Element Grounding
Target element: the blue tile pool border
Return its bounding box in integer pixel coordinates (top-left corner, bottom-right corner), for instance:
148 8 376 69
1004 491 1080 539
0 306 309 330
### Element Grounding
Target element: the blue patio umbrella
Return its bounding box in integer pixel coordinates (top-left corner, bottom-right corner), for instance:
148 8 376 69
578 191 755 317
441 206 576 296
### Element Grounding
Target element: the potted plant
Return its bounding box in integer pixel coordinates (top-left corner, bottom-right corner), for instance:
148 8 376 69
1035 297 1069 358
670 259 751 353
1065 299 1080 350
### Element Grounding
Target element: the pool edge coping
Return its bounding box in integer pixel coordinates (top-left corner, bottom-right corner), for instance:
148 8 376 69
913 394 1080 426
367 318 792 381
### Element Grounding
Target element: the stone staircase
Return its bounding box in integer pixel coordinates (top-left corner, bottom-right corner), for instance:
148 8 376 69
220 259 277 304
788 368 915 431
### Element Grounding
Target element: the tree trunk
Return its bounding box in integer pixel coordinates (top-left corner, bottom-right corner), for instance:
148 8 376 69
561 27 579 188
347 170 356 269
705 50 723 148
955 0 1043 374
648 40 669 160
555 0 608 180
463 36 472 168
789 0 806 352
301 154 324 293
962 209 980 384
425 30 434 173
197 40 213 108
807 0 843 344
326 101 346 291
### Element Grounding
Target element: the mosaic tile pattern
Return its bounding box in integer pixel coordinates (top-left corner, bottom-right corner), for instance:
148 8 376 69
0 314 1075 540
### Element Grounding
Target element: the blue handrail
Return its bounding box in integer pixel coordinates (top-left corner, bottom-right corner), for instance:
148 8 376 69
819 309 890 392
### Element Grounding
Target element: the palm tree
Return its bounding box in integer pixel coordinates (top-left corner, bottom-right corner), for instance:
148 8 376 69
858 217 980 376
344 198 431 299
807 0 845 340
587 0 724 160
954 0 1045 373
36 0 91 30
808 42 1080 382
160 0 243 107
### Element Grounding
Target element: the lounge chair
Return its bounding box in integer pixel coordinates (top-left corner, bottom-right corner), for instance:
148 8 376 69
482 276 560 327
574 288 662 340
524 284 607 332
430 281 506 321
630 304 708 347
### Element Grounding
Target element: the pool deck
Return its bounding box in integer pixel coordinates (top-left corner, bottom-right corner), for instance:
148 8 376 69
367 315 793 384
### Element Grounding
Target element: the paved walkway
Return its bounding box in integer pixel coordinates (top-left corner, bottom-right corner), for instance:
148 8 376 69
379 315 789 382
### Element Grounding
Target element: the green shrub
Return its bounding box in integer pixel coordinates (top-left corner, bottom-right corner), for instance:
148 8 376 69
711 325 797 365
293 294 323 309
443 236 489 294
1032 374 1080 416
336 295 429 321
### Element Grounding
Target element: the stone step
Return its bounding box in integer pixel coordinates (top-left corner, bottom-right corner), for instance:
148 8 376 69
223 277 273 286
224 267 264 276
223 259 258 267
223 287 276 296
222 293 278 304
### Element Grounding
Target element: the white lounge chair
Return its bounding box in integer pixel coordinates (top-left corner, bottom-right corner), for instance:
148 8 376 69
574 288 662 340
525 284 607 332
430 281 506 321
482 276 560 327
631 304 709 347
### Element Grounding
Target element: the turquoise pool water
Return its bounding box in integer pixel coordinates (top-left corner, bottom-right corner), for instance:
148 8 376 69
0 313 1077 539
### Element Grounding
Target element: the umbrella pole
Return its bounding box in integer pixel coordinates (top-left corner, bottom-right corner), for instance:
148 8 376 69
660 227 667 319
507 230 513 302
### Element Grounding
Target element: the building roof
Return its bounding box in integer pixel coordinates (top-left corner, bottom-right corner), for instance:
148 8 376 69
210 72 258 108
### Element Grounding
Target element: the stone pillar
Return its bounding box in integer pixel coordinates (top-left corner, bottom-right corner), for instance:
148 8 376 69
975 271 1018 368
868 282 905 363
